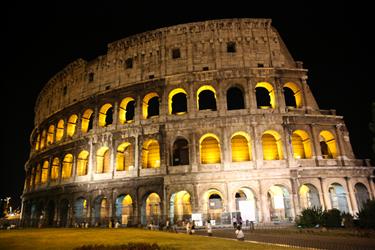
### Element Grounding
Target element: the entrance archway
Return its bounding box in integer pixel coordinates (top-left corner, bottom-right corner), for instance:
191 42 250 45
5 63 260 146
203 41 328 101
169 191 192 224
115 194 133 226
267 185 292 221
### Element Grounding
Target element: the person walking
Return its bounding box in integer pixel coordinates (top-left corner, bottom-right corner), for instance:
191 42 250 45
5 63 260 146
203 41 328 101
206 220 212 236
191 220 195 234
186 220 191 234
235 225 245 241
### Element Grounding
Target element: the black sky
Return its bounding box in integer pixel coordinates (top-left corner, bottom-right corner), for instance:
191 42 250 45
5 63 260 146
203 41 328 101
2 2 373 209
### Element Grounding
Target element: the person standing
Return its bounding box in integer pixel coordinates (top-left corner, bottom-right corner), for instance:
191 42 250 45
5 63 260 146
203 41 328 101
191 220 195 234
232 216 237 229
186 220 191 234
235 225 245 241
206 220 212 236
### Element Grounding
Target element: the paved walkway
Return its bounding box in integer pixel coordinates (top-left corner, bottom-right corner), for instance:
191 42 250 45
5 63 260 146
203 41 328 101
191 228 375 250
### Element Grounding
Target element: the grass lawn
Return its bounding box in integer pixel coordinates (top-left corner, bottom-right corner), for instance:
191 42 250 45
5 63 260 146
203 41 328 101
0 228 300 250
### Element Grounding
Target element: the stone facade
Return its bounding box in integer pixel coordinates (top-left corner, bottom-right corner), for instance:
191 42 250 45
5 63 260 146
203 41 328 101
21 18 374 227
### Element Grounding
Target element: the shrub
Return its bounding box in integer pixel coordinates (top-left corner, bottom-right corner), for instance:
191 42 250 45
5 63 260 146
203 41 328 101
297 207 323 228
341 212 354 228
357 200 375 229
73 243 176 250
322 209 341 228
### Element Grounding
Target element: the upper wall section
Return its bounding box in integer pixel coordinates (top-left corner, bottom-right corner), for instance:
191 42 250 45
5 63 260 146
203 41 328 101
34 18 299 126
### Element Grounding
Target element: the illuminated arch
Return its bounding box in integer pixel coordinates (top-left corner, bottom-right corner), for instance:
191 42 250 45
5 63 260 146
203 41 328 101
299 184 321 209
98 103 113 127
283 82 302 108
169 191 192 224
115 194 133 225
255 82 275 109
262 130 283 160
267 185 292 221
119 97 135 124
197 85 217 111
116 142 134 171
35 133 40 150
199 133 221 164
329 183 348 212
34 164 41 186
234 187 257 220
203 189 224 223
168 88 188 115
40 130 46 149
143 92 159 119
319 130 337 159
62 154 73 179
354 183 370 211
143 193 161 225
74 197 88 223
81 109 94 133
56 119 64 142
231 132 251 162
142 139 160 168
77 150 89 176
291 130 312 159
51 157 60 181
67 114 78 137
96 147 110 173
47 125 55 145
93 196 109 224
41 160 49 184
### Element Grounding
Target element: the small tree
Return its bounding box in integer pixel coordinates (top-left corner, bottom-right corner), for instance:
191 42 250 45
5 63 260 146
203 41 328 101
297 207 323 228
322 209 341 228
357 200 375 229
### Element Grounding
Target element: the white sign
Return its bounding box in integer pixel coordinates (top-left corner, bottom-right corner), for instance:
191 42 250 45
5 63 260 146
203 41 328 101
191 213 202 221
238 200 256 221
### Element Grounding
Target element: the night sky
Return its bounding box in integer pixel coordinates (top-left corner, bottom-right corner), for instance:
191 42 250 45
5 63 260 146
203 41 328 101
2 2 373 210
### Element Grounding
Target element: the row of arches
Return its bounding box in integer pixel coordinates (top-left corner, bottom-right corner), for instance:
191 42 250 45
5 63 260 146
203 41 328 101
26 129 338 189
33 82 303 151
23 182 370 227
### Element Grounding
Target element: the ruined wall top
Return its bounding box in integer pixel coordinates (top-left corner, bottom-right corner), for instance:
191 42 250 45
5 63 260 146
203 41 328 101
34 18 299 126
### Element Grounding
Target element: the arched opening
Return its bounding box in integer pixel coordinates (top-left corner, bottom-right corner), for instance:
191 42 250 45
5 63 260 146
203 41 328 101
227 87 245 110
143 92 160 119
255 82 275 109
93 196 109 227
320 130 337 159
47 125 55 145
262 130 283 160
200 133 221 164
96 147 110 173
81 109 94 133
292 130 312 159
169 88 187 115
355 183 370 211
99 103 113 127
169 191 192 224
41 161 49 184
31 200 44 227
56 119 64 142
116 142 134 171
35 133 40 150
142 193 161 225
231 132 251 162
59 199 69 227
46 200 55 226
299 184 321 209
62 154 73 179
329 183 349 212
34 164 41 186
172 138 189 166
50 157 60 182
77 150 89 176
74 198 88 225
115 194 133 226
142 139 160 168
67 114 78 137
234 187 257 222
40 130 46 149
267 185 292 221
197 85 217 111
203 189 223 224
119 97 135 124
283 82 302 108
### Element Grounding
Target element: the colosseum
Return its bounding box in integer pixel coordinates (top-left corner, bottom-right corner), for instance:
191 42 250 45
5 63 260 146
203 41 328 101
21 18 375 228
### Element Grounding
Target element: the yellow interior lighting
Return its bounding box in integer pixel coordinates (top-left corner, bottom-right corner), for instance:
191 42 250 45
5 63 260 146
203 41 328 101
51 157 60 181
320 130 337 158
40 130 46 149
292 130 312 159
173 191 192 218
200 133 221 164
35 134 40 150
67 114 78 137
146 193 161 217
231 132 251 162
142 139 160 168
123 194 133 206
47 125 55 145
119 97 135 124
62 154 73 179
56 119 64 142
255 82 276 109
81 109 94 133
284 82 302 108
77 150 89 176
262 130 283 160
116 142 133 171
96 147 110 173
142 92 159 119
98 103 113 127
41 161 49 184
196 85 217 110
168 88 187 115
34 164 41 186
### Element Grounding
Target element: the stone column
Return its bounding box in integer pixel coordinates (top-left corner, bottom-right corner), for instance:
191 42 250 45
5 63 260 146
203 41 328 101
368 177 375 200
134 135 139 177
319 177 328 210
275 78 286 114
259 180 269 222
190 132 198 172
88 140 95 180
291 178 300 218
250 124 258 168
311 126 322 164
112 101 119 129
222 127 230 170
254 126 264 168
248 78 257 113
345 177 357 214
335 124 346 165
